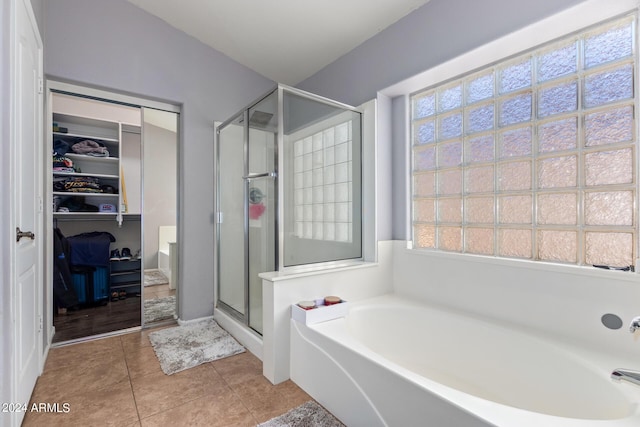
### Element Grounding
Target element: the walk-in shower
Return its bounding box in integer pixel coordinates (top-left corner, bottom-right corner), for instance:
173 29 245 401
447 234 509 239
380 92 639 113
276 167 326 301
215 85 362 334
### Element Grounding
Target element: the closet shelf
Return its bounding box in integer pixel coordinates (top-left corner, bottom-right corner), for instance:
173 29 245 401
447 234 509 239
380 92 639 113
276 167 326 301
64 153 119 163
53 171 119 179
110 270 142 277
53 131 119 143
109 282 141 290
122 213 141 219
52 213 118 222
53 213 141 219
53 191 118 198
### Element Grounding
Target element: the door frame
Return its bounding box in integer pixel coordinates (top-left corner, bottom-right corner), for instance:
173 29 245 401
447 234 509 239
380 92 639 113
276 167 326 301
44 80 182 341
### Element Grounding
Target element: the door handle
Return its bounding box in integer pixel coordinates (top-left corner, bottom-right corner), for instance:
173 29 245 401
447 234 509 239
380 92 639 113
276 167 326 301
242 171 277 180
16 227 35 242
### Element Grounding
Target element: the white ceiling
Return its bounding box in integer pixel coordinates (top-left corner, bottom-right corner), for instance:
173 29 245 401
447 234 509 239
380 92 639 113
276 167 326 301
125 0 431 86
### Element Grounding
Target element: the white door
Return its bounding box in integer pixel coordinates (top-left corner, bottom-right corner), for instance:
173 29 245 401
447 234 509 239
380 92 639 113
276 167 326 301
11 0 43 424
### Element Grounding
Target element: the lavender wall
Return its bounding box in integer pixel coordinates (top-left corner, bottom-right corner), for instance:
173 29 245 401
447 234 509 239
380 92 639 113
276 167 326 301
37 0 592 319
297 0 588 239
30 0 43 38
43 0 274 320
297 0 587 107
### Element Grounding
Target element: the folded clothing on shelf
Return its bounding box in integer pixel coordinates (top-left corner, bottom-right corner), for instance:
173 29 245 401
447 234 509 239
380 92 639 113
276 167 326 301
53 139 73 156
54 176 102 193
52 153 76 172
57 196 99 213
71 140 109 157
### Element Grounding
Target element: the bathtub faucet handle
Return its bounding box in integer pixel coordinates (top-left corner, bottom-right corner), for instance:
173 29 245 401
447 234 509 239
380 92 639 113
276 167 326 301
629 316 640 333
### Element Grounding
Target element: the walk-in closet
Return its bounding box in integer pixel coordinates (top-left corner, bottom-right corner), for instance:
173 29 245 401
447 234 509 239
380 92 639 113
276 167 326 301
47 85 180 343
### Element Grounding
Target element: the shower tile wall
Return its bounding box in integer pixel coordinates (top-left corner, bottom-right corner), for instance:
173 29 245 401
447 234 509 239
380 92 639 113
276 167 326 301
293 121 353 242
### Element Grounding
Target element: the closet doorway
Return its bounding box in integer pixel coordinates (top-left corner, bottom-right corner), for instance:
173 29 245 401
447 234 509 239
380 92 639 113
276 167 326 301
47 82 180 344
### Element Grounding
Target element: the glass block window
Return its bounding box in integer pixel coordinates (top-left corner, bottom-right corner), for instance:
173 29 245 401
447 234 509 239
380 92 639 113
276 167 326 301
411 16 637 267
293 120 353 242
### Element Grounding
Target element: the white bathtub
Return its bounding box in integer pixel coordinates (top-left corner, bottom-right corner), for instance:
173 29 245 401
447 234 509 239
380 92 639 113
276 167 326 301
290 294 640 427
158 226 177 290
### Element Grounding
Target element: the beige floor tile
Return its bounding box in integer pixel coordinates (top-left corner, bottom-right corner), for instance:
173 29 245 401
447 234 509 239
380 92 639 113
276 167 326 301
23 378 138 427
44 336 123 372
212 351 263 387
254 408 292 424
140 392 256 427
32 349 129 402
120 325 173 352
231 375 294 422
124 345 163 379
121 331 153 352
132 363 230 419
274 380 313 408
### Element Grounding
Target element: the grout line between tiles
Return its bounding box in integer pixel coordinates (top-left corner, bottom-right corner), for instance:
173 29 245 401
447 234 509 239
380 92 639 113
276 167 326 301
210 361 261 425
121 335 143 424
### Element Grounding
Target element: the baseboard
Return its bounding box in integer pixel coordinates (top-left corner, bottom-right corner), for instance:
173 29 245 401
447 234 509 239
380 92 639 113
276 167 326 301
176 315 214 326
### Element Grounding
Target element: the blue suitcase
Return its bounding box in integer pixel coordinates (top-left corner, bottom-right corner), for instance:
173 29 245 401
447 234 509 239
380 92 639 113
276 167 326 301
72 266 109 304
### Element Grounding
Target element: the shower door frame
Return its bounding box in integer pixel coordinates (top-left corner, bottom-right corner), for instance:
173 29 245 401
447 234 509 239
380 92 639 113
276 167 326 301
215 88 279 330
215 84 365 331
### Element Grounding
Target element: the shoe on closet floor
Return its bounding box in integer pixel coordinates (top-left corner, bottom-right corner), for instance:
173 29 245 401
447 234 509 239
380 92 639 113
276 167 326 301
109 249 121 261
120 248 132 261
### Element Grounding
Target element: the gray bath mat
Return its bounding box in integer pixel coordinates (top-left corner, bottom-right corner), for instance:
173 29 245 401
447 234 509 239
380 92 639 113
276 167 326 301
258 401 345 427
144 269 169 286
149 319 245 375
144 295 176 324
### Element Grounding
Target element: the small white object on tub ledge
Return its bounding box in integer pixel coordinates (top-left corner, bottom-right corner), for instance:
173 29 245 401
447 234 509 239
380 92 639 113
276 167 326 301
291 299 349 325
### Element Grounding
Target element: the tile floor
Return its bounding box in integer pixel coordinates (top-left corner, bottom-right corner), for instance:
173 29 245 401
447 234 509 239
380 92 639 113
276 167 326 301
23 327 313 426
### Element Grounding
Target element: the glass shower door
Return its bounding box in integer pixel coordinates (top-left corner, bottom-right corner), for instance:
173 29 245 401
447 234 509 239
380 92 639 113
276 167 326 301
246 94 277 333
217 90 277 334
217 114 246 317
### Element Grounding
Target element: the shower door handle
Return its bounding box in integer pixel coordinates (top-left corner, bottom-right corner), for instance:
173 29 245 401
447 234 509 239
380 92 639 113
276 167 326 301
242 172 277 180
